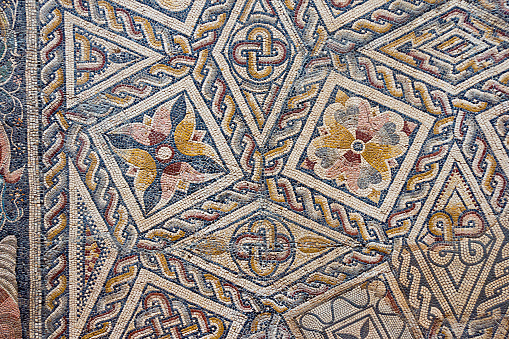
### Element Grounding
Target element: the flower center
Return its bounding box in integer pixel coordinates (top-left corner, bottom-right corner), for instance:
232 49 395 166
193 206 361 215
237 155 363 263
156 144 174 162
351 140 365 153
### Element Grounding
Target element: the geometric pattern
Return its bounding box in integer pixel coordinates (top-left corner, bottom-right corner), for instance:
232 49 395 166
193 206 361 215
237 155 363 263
64 12 165 108
212 0 305 145
87 79 243 227
284 263 422 338
68 162 119 338
361 0 509 95
5 0 509 337
407 145 504 336
173 200 360 295
111 270 247 339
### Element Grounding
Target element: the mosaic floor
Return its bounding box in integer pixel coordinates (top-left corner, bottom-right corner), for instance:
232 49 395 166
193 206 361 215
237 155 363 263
3 0 509 337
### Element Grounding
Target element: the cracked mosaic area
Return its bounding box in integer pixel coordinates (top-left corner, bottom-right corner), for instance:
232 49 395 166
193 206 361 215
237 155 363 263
6 0 509 337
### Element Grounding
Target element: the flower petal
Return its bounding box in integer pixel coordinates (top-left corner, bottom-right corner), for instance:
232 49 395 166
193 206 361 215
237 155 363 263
362 142 405 177
311 122 355 150
356 130 373 143
358 164 383 189
343 150 361 164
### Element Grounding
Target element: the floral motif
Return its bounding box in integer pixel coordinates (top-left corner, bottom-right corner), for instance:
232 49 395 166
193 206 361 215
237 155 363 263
109 96 224 213
306 97 415 197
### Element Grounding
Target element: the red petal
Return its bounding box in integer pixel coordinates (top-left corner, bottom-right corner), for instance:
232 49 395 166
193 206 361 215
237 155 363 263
356 129 373 143
343 150 361 164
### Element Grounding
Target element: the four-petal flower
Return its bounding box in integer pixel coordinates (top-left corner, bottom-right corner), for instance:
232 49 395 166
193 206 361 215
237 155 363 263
307 97 415 197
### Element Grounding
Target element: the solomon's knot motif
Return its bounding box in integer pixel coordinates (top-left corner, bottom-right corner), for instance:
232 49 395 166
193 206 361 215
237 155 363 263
127 292 224 339
232 218 293 278
231 24 289 82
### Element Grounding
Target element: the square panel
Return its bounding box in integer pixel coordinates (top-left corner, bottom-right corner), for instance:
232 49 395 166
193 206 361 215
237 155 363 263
88 77 244 232
282 71 435 221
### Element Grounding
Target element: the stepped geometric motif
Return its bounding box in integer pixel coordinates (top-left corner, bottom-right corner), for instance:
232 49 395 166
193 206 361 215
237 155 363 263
361 0 509 94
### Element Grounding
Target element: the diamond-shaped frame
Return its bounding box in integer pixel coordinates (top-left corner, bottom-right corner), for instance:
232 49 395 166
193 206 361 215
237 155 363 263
212 0 306 146
407 144 504 336
171 199 359 296
359 0 509 95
